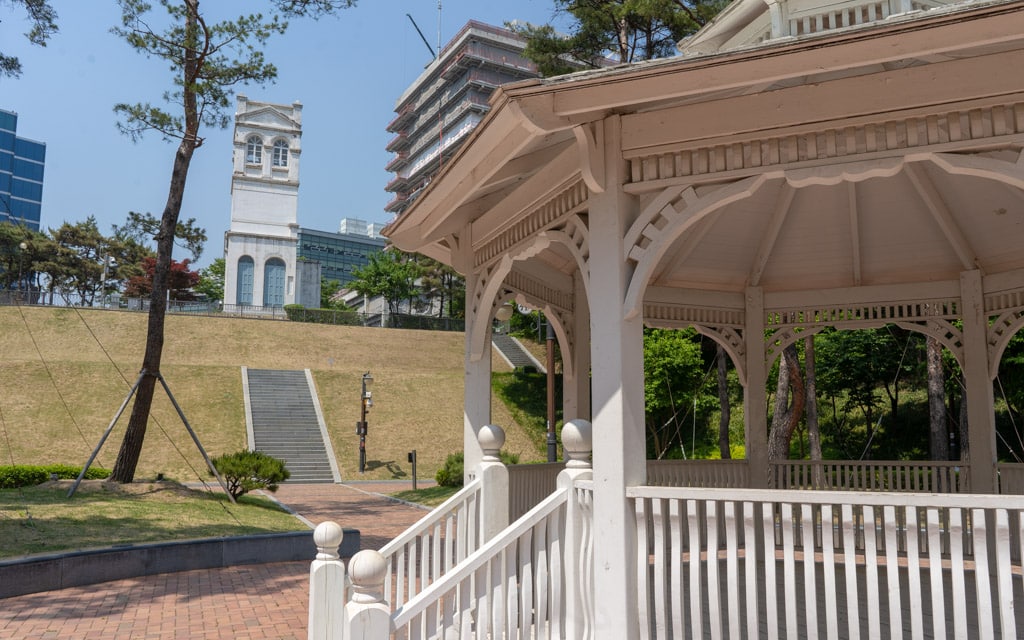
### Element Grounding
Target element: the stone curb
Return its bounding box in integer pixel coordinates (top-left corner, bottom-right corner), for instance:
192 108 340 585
0 528 360 599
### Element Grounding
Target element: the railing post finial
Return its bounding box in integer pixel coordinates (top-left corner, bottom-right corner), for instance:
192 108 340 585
478 424 506 462
561 419 593 469
344 550 391 639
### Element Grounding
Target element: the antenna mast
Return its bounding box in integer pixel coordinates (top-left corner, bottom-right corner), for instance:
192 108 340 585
437 1 442 57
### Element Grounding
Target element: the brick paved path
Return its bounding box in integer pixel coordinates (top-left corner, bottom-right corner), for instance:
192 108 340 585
0 483 430 640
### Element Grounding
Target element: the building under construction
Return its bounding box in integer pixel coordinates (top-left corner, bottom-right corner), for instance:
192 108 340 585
384 21 541 216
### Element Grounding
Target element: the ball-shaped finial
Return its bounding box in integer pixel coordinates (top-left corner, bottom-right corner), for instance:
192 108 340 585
478 424 506 460
348 550 388 604
561 419 593 468
313 521 343 561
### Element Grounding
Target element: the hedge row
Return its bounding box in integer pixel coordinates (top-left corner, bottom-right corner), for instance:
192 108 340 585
0 465 111 489
283 304 365 326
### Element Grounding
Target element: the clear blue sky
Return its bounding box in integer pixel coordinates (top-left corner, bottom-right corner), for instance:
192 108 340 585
1 1 565 268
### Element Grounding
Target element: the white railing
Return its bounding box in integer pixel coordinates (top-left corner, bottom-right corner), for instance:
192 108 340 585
770 459 969 492
630 485 1024 639
998 463 1024 494
392 487 570 640
378 478 482 610
508 461 564 521
648 459 750 488
308 419 594 640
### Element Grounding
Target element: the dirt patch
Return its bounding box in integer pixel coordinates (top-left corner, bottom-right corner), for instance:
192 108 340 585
46 479 201 498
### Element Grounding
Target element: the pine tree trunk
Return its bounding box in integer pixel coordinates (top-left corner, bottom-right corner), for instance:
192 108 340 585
927 337 949 461
805 336 823 486
716 345 731 458
768 344 805 461
110 3 200 483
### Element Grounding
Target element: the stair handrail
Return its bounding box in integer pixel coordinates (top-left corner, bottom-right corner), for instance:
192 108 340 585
391 486 572 636
390 419 594 638
378 476 483 607
378 423 510 608
321 419 594 640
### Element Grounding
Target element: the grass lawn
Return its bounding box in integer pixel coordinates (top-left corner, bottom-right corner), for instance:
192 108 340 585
0 306 543 483
389 485 460 507
0 480 307 559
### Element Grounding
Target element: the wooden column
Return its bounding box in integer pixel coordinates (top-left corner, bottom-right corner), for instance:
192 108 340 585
564 271 592 421
960 269 997 493
461 244 491 483
587 115 645 640
744 287 770 488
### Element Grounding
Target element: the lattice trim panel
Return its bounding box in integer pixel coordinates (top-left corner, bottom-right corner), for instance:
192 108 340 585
767 326 827 367
627 101 1024 186
693 325 748 387
988 309 1024 379
475 180 589 268
765 299 959 329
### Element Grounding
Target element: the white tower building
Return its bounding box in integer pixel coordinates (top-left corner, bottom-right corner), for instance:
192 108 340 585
223 95 317 308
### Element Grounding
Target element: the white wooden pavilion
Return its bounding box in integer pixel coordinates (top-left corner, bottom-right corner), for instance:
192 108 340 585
311 0 1024 637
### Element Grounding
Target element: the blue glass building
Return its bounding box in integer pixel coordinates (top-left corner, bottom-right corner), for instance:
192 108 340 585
0 109 45 231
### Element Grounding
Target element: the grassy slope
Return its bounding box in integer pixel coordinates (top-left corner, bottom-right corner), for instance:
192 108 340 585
0 306 540 483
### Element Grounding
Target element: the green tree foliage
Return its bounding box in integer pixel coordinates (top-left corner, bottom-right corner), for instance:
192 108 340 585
510 0 724 76
43 217 123 306
109 0 356 484
415 254 465 318
0 0 58 78
320 276 345 309
211 450 290 499
349 250 421 317
814 327 919 459
112 211 206 262
0 221 49 296
643 328 706 458
194 257 225 303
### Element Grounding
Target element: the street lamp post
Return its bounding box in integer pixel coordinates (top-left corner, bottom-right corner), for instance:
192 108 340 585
18 241 27 302
356 372 373 473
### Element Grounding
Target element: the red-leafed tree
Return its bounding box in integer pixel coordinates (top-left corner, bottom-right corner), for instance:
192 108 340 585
124 256 200 300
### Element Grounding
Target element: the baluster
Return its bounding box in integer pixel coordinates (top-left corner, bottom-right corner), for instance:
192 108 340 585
971 508 995 638
926 508 947 638
949 509 968 637
904 506 923 639
841 504 861 640
559 419 593 640
883 506 902 634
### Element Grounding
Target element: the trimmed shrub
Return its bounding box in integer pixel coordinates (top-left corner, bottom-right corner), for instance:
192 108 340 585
0 464 111 489
434 450 520 488
285 304 364 326
211 450 290 499
435 452 464 487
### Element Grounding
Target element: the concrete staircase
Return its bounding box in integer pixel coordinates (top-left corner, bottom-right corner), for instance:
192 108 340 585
492 333 545 372
244 368 338 483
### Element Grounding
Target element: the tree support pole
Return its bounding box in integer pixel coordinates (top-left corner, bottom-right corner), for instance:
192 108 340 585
68 372 146 498
69 371 235 504
157 373 235 503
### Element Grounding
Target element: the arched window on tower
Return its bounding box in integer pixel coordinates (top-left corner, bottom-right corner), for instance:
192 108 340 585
237 256 255 306
245 135 263 164
264 258 286 307
272 139 289 168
